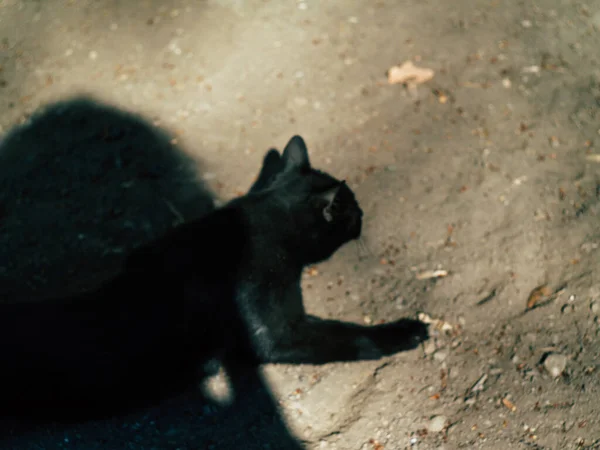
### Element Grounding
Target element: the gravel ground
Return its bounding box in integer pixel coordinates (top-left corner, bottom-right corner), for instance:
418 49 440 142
1 0 599 449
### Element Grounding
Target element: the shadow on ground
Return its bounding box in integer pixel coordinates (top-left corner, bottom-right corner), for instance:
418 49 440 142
0 96 303 449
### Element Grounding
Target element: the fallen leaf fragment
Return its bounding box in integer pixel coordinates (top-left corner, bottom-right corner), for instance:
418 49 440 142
416 269 448 280
440 368 448 391
307 267 319 276
470 374 488 393
502 397 517 412
526 284 552 310
586 154 600 163
387 61 434 85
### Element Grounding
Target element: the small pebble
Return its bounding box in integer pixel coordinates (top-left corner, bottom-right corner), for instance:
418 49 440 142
423 340 436 356
543 353 567 378
88 51 98 60
590 301 599 314
561 303 575 314
294 97 308 107
592 11 600 29
433 350 448 362
521 19 532 28
428 415 447 433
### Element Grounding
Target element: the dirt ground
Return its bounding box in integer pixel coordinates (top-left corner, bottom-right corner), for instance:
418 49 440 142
1 0 599 449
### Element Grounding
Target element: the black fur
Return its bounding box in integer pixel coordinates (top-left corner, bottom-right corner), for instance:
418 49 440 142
0 135 428 421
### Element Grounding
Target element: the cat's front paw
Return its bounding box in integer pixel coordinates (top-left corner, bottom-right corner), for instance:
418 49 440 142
401 318 429 347
370 318 430 355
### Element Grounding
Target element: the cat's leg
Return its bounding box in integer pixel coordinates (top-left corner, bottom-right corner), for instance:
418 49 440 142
259 315 428 364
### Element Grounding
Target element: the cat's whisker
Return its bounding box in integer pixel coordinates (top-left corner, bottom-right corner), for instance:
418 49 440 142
356 237 373 260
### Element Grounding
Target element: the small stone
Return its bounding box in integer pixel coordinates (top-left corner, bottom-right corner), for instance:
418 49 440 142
561 304 574 314
543 353 567 378
433 350 448 362
88 51 98 60
109 23 118 31
423 340 436 356
591 301 599 314
521 19 532 28
294 97 308 107
428 415 447 433
502 78 512 88
592 11 600 29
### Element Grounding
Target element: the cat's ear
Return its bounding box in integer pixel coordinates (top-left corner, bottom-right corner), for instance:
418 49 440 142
249 149 283 193
320 182 344 222
282 135 310 172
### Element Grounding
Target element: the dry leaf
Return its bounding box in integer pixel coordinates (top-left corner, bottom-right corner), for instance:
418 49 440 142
502 398 517 412
526 284 552 310
586 154 600 163
416 270 448 280
387 61 434 85
440 368 448 391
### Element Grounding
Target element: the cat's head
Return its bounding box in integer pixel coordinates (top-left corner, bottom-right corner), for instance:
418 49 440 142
249 136 363 265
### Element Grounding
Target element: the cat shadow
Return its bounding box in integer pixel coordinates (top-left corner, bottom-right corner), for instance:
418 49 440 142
0 96 303 449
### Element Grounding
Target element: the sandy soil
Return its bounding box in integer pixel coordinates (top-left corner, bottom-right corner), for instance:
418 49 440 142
1 0 599 449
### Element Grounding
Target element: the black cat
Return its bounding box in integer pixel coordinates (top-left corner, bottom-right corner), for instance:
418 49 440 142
0 136 427 421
